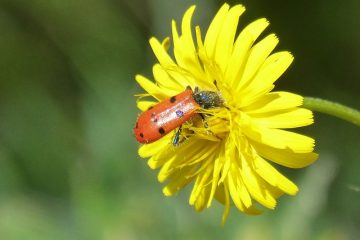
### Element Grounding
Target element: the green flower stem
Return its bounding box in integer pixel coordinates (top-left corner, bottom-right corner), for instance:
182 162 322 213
303 97 360 127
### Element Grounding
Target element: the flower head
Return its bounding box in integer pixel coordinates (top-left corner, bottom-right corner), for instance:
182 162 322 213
135 3 318 223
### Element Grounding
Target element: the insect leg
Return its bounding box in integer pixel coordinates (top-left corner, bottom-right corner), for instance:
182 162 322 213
172 125 183 146
199 113 220 139
199 113 209 128
213 80 218 89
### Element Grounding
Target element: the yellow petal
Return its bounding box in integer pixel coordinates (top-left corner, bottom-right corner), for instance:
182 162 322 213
253 155 299 195
173 5 203 80
238 178 252 208
242 121 315 153
225 18 269 88
152 29 200 89
135 75 169 100
195 25 204 52
204 3 230 58
239 52 294 107
161 37 170 50
157 139 215 180
207 155 222 207
219 136 233 183
189 163 213 205
240 154 277 209
221 184 230 225
227 170 246 211
171 19 203 87
147 152 173 170
243 91 303 114
149 37 175 67
163 165 195 196
251 108 314 128
251 140 319 168
145 137 173 169
266 184 286 198
152 64 182 92
138 137 169 158
235 34 279 94
158 156 177 182
136 100 156 111
181 5 197 50
194 186 211 212
214 5 245 72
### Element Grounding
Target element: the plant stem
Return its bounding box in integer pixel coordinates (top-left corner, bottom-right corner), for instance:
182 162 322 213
303 97 360 127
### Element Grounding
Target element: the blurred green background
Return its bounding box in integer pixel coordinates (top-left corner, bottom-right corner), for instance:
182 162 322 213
0 0 359 239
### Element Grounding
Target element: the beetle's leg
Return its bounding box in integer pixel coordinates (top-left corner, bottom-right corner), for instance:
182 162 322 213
199 113 209 128
194 86 199 94
213 80 218 89
199 113 220 139
172 125 183 146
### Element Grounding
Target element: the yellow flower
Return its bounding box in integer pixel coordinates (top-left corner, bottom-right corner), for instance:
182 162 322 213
135 3 318 223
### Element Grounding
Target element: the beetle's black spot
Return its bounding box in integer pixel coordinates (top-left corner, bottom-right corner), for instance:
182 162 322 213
158 127 165 135
153 118 158 123
139 133 144 138
170 96 176 103
148 106 153 110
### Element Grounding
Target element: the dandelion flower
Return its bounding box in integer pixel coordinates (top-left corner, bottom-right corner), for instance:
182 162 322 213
134 3 318 223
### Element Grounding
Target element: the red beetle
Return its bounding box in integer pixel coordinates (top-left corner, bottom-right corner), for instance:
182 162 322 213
134 87 223 144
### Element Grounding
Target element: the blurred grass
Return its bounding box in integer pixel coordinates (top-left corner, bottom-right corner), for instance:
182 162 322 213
0 0 359 239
